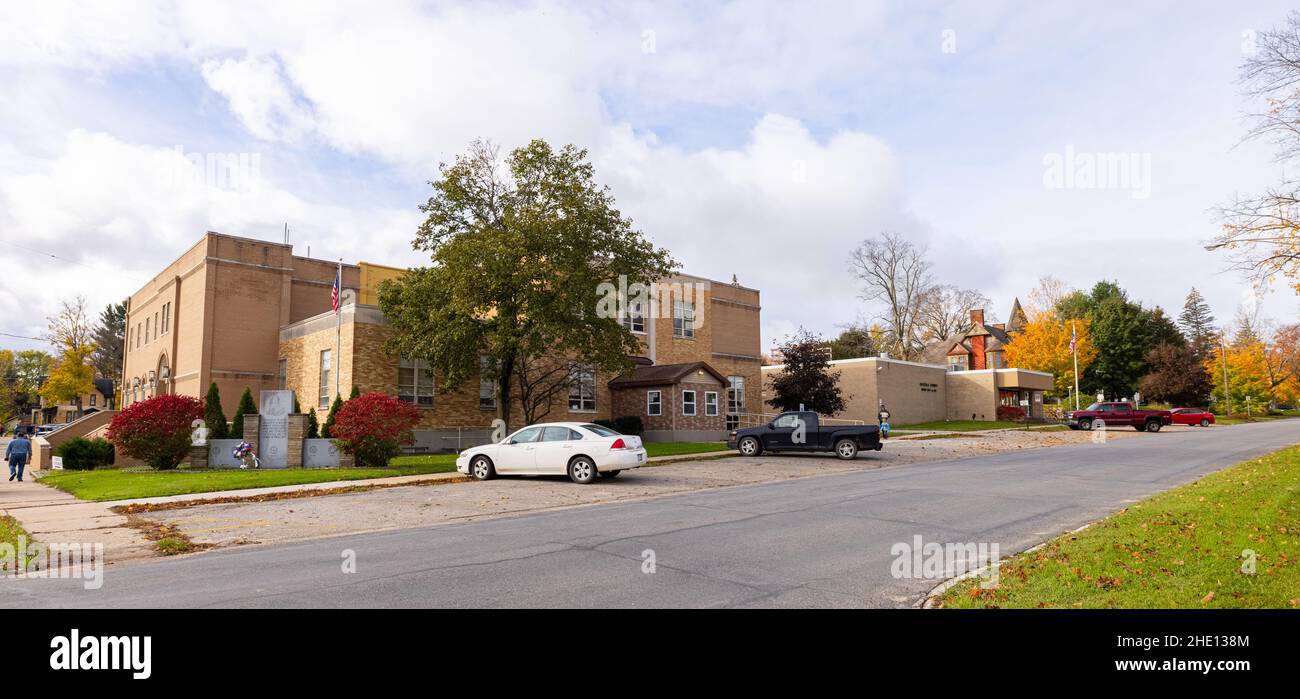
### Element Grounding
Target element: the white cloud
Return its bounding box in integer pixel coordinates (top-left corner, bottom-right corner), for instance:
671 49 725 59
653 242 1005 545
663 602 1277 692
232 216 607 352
201 56 314 141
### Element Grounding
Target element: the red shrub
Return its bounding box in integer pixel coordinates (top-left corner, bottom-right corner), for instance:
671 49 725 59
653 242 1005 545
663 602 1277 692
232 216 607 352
996 404 1026 422
330 392 421 468
107 394 204 470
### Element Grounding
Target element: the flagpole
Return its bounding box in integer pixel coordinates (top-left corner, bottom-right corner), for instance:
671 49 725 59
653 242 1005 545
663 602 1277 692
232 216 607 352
1071 320 1080 410
335 259 342 401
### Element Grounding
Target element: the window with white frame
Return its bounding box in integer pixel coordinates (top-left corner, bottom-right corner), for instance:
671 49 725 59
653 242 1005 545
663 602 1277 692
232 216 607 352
153 312 159 341
161 303 171 334
672 299 695 338
398 357 435 407
621 298 645 333
647 390 662 416
682 390 696 416
727 376 745 413
89 394 97 407
705 391 719 416
568 364 596 412
145 316 151 344
947 355 967 372
318 350 332 408
478 355 497 410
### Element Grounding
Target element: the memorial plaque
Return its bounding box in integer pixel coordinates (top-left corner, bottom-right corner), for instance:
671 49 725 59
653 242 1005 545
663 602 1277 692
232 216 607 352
259 390 293 469
207 439 246 468
303 438 341 468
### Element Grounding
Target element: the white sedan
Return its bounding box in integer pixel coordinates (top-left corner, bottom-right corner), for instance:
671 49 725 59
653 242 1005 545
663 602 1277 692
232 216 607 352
456 422 647 484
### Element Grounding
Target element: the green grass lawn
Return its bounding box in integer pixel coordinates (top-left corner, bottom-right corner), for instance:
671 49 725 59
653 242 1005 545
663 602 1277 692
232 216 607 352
940 445 1300 608
41 442 728 502
643 441 729 458
42 456 459 502
893 420 1026 432
0 515 34 573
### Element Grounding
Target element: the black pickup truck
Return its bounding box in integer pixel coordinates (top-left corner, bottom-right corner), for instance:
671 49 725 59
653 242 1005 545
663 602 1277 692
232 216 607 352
727 411 882 460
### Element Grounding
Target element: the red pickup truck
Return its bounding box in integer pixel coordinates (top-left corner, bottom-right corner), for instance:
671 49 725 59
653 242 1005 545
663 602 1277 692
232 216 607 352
1066 402 1172 432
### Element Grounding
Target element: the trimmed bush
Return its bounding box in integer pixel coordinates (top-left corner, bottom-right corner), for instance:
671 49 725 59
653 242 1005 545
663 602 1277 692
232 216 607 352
594 416 645 435
996 404 1027 422
107 394 204 470
307 408 320 439
230 388 257 440
55 437 115 470
330 392 420 468
321 393 344 438
203 382 229 439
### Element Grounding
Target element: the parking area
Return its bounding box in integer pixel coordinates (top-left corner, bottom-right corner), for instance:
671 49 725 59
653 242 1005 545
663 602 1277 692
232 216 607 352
137 425 1150 550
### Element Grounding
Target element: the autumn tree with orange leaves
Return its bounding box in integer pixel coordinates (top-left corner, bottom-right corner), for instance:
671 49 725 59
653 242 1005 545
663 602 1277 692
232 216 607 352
1004 311 1098 399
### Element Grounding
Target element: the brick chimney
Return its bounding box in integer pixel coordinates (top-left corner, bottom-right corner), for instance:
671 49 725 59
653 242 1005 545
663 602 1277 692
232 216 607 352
969 309 985 325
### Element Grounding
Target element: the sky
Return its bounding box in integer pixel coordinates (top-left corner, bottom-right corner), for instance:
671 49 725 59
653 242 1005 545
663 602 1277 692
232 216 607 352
1 0 1297 355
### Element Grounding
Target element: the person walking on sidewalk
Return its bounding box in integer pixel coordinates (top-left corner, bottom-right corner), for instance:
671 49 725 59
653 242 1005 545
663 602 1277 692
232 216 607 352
6 432 32 482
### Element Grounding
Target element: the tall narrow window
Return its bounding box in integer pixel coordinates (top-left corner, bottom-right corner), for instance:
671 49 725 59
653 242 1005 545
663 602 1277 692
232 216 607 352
672 300 695 338
726 375 746 430
647 390 662 416
705 391 719 416
318 350 332 408
277 359 287 390
621 298 645 333
153 312 159 340
478 356 497 410
398 357 435 407
682 390 696 416
145 317 151 344
568 364 596 412
161 303 171 334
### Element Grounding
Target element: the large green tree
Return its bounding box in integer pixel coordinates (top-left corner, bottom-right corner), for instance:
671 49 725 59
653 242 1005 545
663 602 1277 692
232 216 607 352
826 324 877 360
1056 282 1160 398
379 139 676 429
91 300 127 406
1177 287 1217 360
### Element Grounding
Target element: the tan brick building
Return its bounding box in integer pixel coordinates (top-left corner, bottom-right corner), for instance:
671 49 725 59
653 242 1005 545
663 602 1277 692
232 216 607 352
124 232 761 449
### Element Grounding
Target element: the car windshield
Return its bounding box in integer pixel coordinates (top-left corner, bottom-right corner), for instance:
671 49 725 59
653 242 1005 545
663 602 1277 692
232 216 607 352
581 424 620 437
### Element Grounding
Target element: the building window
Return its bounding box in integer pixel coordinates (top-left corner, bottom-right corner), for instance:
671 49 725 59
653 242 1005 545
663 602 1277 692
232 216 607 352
988 352 1003 369
727 376 745 413
478 356 496 410
673 300 695 338
398 357 435 407
682 390 696 416
153 312 159 340
621 299 645 333
136 322 142 348
89 394 97 408
161 303 171 334
568 364 596 412
647 390 662 416
277 359 287 390
947 356 967 372
318 350 332 408
705 391 719 416
145 317 151 344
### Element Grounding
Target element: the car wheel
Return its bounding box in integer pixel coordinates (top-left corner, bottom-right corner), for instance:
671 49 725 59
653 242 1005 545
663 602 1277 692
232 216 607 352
470 455 495 481
834 439 858 460
1145 420 1162 433
1078 418 1093 431
1200 419 1209 427
598 469 621 478
568 456 598 484
738 436 762 457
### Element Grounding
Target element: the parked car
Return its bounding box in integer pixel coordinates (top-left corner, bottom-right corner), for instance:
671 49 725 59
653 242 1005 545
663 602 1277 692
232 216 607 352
1170 408 1216 426
1066 402 1172 432
456 422 647 484
727 411 882 460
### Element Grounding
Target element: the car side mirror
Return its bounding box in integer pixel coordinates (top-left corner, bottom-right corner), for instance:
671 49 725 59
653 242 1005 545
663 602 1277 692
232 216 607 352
767 424 775 430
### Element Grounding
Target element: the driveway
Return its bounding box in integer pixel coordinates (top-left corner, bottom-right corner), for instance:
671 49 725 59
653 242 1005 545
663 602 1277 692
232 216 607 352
1 420 1291 608
128 426 1135 549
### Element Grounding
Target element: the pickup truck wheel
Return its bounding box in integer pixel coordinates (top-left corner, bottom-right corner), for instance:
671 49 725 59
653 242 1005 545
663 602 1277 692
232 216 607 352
1145 420 1162 433
834 439 858 460
737 436 761 457
1078 418 1093 431
1200 419 1209 427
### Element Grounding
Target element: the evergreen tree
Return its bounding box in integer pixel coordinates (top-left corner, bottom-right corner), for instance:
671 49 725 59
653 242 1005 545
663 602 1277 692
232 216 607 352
1178 288 1217 359
203 382 229 439
349 385 361 400
321 394 344 438
307 408 320 439
292 395 302 414
230 388 257 440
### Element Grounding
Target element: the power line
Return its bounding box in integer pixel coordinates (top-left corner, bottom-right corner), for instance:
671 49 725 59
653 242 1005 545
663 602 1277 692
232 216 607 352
0 331 46 342
0 237 146 282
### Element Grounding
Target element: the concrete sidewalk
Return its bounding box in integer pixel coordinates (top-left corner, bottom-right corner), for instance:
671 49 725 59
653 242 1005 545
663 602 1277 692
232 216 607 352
0 476 155 563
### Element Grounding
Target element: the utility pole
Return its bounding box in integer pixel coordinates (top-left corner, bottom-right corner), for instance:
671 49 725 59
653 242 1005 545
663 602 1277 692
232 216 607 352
1219 335 1231 416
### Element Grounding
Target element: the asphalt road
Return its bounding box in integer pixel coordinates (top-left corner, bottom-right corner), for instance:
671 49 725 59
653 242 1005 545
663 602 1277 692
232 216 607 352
3 420 1296 608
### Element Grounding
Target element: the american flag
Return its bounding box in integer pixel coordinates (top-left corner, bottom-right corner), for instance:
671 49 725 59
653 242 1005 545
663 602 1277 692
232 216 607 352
331 266 340 313
1069 322 1076 354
